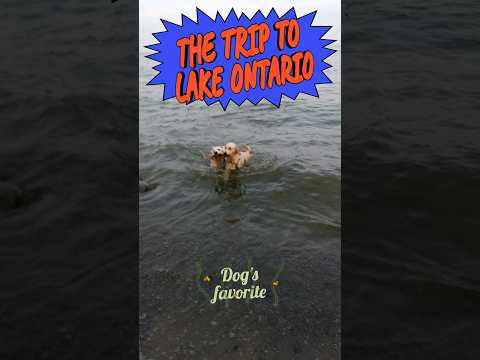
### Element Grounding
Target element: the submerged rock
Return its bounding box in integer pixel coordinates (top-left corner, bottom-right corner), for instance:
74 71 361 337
139 179 156 193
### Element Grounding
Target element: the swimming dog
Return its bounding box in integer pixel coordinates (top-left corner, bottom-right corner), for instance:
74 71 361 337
208 145 227 169
224 142 252 171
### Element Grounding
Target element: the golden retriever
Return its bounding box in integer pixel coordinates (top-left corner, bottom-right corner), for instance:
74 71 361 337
224 142 252 171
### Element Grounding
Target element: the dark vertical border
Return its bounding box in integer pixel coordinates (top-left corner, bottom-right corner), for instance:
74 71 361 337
342 1 480 359
0 1 138 358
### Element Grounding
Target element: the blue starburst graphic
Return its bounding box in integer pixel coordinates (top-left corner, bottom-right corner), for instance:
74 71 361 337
146 8 336 109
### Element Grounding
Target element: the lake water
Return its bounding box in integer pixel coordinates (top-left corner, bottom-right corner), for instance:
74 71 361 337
140 49 340 359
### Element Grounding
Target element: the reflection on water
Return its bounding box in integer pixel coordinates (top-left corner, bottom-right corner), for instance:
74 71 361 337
213 172 247 200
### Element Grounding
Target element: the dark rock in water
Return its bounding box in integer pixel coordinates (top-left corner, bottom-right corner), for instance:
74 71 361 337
139 180 156 193
224 217 241 224
139 180 149 192
0 182 23 210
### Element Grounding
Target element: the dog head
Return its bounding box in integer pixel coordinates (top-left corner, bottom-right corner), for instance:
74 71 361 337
209 145 226 159
225 142 239 157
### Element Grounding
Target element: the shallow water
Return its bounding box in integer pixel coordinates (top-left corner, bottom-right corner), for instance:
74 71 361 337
140 47 341 358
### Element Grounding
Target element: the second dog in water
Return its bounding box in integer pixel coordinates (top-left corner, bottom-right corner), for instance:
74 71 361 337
224 142 252 171
208 145 227 169
208 143 252 171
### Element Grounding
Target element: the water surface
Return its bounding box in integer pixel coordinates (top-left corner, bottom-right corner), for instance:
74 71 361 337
140 50 340 359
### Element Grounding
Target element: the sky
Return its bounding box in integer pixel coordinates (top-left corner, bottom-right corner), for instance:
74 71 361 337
139 0 341 50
